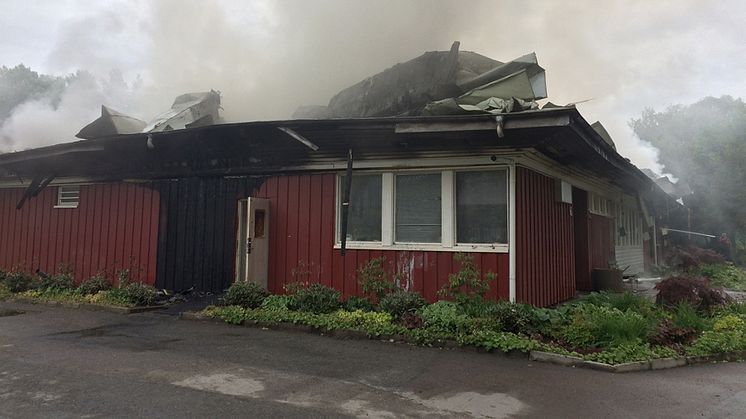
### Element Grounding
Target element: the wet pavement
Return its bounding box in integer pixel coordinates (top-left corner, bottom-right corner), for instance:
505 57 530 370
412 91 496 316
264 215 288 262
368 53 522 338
1 300 745 418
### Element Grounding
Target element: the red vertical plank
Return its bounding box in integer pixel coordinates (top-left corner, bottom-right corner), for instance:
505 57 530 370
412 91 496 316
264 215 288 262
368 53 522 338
343 249 358 298
436 252 451 301
308 175 323 282
263 177 279 292
89 185 103 277
147 186 161 285
422 252 437 301
320 174 335 288
297 175 311 275
286 176 300 282
98 184 112 275
275 176 289 288
131 185 145 278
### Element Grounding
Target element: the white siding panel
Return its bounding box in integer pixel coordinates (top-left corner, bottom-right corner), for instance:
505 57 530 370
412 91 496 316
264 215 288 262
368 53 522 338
615 245 644 275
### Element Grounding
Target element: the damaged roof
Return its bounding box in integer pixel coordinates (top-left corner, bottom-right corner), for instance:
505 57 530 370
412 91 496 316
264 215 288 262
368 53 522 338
294 41 547 119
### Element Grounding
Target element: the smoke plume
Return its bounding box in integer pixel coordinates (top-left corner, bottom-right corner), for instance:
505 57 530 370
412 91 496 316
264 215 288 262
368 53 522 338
1 0 745 175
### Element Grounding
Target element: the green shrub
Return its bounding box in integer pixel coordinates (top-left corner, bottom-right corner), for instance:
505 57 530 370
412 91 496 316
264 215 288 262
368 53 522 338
223 281 269 309
459 331 541 353
107 282 158 306
77 275 113 295
2 271 38 292
697 264 746 291
438 253 495 311
0 283 10 300
583 291 656 316
206 305 248 325
344 295 374 312
671 302 711 332
358 257 396 302
261 295 293 311
722 302 746 316
378 290 426 319
560 304 652 349
492 301 541 335
687 317 746 356
290 283 341 314
585 342 678 365
420 301 467 333
333 309 394 333
39 272 75 292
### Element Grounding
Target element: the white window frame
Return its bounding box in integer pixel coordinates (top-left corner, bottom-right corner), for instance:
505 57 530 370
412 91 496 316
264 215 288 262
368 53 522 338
335 166 510 253
55 185 80 209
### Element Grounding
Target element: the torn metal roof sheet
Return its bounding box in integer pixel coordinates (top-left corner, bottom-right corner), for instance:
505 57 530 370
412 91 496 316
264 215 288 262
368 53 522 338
294 42 547 119
76 105 147 139
144 90 222 132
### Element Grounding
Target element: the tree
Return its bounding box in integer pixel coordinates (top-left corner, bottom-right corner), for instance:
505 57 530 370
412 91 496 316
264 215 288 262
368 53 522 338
0 64 65 122
630 96 746 237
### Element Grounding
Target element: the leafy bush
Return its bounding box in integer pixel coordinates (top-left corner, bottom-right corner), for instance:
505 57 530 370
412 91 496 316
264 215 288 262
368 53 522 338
223 281 269 309
358 257 396 302
261 295 293 311
583 291 656 316
671 302 710 331
459 331 542 353
666 245 725 270
283 281 309 295
420 301 467 333
77 275 113 295
585 342 678 365
492 301 541 335
290 283 341 314
686 316 746 356
378 290 426 319
399 311 424 329
344 295 374 312
333 310 394 332
697 263 746 291
39 272 75 292
0 283 11 301
2 271 38 292
438 253 495 311
655 276 728 312
560 304 652 349
107 282 158 306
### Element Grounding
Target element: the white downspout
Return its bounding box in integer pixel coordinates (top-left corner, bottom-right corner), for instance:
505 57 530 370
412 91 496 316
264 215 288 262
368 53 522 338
509 163 517 303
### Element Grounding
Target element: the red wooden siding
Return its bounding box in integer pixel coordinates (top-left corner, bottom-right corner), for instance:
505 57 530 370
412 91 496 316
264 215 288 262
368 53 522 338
589 214 614 271
252 173 509 302
0 183 159 284
515 167 575 306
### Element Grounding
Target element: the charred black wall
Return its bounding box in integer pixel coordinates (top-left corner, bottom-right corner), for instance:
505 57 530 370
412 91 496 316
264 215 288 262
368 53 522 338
152 176 265 293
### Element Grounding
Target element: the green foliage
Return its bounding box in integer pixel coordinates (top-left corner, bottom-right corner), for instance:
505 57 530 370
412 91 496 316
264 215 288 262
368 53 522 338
671 302 711 332
697 264 746 291
378 290 426 319
77 275 113 295
0 283 11 301
492 301 541 335
459 331 542 353
420 301 467 333
582 291 656 316
106 282 157 307
2 271 38 292
344 295 374 312
261 295 293 311
722 302 746 316
290 283 341 314
438 253 495 311
223 281 269 309
585 342 678 365
560 304 652 349
39 270 75 292
358 257 396 302
206 305 247 325
687 315 746 356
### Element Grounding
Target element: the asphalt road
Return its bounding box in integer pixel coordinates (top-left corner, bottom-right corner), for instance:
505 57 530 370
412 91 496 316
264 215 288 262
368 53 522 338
1 301 745 418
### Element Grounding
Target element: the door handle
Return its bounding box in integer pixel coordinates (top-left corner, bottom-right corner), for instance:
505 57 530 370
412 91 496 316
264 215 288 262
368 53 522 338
247 237 252 254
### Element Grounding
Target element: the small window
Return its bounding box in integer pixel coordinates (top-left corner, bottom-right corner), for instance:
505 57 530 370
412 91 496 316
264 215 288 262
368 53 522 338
56 185 80 208
456 170 507 244
395 173 441 243
340 174 382 241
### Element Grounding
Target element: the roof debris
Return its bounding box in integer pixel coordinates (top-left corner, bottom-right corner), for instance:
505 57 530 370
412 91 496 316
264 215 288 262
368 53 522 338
76 90 222 139
294 41 547 118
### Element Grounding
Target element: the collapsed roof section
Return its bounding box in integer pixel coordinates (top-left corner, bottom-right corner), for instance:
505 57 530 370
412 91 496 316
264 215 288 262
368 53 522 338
293 41 547 118
76 90 222 140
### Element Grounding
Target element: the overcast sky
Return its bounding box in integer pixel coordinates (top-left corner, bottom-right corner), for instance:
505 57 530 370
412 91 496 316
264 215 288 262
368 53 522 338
1 0 745 173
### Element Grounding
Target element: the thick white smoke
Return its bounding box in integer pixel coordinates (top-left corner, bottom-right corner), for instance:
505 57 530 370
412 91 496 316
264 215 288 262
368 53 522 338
1 0 745 176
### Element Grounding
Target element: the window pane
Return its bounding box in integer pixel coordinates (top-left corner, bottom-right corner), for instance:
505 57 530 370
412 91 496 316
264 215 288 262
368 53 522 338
341 174 382 241
456 171 507 243
395 173 441 243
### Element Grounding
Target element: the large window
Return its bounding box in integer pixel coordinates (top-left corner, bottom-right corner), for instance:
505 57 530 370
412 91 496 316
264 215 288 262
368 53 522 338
341 174 382 242
395 173 441 243
337 168 509 251
456 171 507 244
